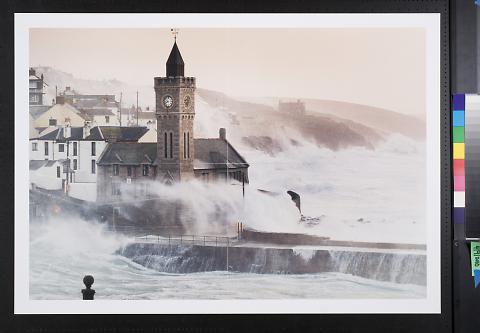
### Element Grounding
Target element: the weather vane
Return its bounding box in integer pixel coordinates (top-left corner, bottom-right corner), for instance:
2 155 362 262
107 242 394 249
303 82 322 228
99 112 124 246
171 28 179 41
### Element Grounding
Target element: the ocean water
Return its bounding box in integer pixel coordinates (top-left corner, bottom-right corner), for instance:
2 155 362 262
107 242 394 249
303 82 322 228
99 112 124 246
29 218 425 300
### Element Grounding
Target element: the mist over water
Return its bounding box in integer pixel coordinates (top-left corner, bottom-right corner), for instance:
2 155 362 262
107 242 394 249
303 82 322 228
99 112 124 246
29 218 425 300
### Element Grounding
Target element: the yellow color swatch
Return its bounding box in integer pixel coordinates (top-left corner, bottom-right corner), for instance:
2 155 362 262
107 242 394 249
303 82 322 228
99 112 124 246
454 143 465 159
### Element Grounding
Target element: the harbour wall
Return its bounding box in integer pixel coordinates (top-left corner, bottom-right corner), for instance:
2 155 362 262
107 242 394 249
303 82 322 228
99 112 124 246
118 243 426 286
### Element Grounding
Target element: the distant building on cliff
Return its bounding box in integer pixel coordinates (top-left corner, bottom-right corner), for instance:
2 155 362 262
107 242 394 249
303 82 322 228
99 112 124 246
96 40 249 202
278 99 306 115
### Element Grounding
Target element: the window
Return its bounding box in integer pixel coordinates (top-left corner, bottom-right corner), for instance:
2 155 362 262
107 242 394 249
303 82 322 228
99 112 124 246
73 142 78 156
30 94 39 102
187 132 190 158
44 142 49 156
113 164 119 176
112 182 121 196
105 116 110 124
91 142 96 156
56 166 60 178
29 81 36 89
91 160 96 174
169 132 173 159
48 118 57 126
184 132 187 159
58 144 64 152
32 142 38 151
164 132 168 158
73 159 77 170
143 165 149 177
127 166 132 177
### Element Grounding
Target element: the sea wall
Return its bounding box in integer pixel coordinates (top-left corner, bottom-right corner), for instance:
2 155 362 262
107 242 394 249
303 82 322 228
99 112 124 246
118 243 426 286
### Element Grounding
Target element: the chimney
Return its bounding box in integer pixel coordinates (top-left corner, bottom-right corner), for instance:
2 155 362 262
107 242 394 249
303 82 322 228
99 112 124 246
219 128 226 140
66 86 71 92
64 121 71 139
83 121 92 139
146 120 155 131
29 68 35 76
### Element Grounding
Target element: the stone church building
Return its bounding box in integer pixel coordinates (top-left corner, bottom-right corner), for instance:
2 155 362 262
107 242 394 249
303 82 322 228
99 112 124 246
96 40 249 203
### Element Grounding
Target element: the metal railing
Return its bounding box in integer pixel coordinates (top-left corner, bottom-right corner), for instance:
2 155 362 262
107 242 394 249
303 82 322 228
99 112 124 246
134 234 233 247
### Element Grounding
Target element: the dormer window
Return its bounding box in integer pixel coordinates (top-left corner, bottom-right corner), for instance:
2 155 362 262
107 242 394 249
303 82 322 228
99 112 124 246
48 118 57 126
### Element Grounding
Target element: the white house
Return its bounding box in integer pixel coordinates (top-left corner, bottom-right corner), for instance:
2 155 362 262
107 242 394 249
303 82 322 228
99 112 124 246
29 124 149 199
33 103 87 129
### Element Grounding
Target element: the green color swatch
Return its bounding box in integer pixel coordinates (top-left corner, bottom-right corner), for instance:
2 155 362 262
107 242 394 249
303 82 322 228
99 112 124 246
471 242 480 276
453 126 465 143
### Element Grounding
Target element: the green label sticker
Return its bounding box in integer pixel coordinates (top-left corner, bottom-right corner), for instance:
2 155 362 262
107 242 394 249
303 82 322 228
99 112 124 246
471 242 480 276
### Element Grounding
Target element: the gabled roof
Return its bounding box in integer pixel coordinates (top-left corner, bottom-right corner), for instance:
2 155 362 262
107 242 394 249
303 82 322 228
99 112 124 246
29 105 51 119
34 127 85 142
29 159 65 170
135 111 156 119
29 160 48 170
84 126 149 142
80 108 115 117
194 139 249 170
97 138 249 170
97 143 157 165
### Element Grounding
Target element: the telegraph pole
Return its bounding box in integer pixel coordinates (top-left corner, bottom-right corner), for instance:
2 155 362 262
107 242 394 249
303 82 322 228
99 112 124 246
119 92 122 127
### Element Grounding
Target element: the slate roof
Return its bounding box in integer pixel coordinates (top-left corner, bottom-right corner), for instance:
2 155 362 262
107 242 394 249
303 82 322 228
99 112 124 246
84 126 149 142
97 138 249 170
29 160 48 170
73 98 118 109
29 159 64 170
29 105 51 119
80 108 115 117
193 139 249 170
34 127 85 142
97 143 157 165
135 112 156 119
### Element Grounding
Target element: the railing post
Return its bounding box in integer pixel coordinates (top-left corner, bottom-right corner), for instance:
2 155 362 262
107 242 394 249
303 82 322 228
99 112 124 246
168 234 171 245
180 235 182 244
204 236 206 246
215 237 218 247
192 235 195 245
226 237 229 272
81 275 95 300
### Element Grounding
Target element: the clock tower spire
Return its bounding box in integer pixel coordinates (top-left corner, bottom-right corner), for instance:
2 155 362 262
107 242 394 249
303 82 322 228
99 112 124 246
155 36 196 182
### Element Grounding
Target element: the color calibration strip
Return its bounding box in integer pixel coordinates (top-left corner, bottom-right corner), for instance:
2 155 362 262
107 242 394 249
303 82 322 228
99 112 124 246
465 94 480 237
453 94 465 224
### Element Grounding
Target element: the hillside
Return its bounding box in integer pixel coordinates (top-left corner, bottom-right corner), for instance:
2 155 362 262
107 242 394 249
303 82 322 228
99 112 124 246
32 67 423 153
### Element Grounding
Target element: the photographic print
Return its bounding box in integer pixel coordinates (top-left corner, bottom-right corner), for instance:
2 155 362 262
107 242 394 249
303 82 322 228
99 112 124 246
15 13 441 314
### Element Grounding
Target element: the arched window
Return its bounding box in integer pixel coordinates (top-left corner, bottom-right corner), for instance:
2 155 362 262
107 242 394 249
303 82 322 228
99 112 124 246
183 132 187 159
187 132 190 158
164 132 168 158
169 132 173 159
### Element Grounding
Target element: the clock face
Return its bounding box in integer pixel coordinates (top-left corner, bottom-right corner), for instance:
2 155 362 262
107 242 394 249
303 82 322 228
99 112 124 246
183 95 191 108
163 95 173 109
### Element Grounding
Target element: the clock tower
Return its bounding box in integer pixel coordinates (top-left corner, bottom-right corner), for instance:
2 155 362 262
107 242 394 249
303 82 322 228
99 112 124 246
155 40 196 182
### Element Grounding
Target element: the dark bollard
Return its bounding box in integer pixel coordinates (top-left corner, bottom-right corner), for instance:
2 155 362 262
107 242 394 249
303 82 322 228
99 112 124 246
81 275 95 300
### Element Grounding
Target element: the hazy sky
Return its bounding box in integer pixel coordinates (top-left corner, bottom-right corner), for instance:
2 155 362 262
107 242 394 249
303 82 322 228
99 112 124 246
30 28 425 116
